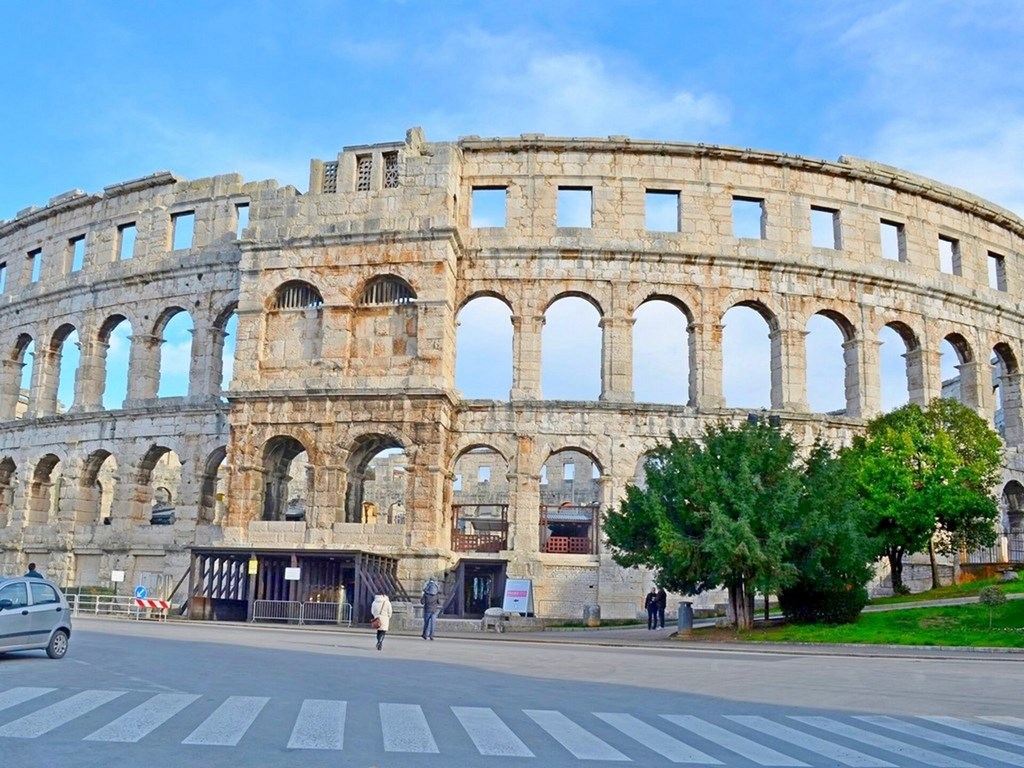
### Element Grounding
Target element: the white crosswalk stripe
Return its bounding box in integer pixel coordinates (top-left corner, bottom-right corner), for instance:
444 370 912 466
85 693 201 743
982 716 1024 730
595 712 721 764
919 715 1024 750
452 706 534 757
0 687 55 714
380 703 439 753
727 715 896 767
525 709 630 761
791 715 979 768
856 715 1024 767
0 689 125 738
181 695 269 746
662 715 808 766
287 699 346 750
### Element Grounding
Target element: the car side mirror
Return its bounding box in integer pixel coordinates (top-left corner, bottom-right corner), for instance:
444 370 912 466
0 598 12 611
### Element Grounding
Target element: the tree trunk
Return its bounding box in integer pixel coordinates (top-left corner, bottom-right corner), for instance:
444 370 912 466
888 550 905 594
928 539 941 590
728 581 754 630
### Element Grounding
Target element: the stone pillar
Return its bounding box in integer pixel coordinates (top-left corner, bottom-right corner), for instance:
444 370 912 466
189 325 227 398
599 316 634 403
0 358 23 420
906 348 940 406
999 371 1024 446
125 333 161 402
510 434 541 553
73 338 109 411
955 360 983 415
769 327 808 411
510 314 543 401
689 322 724 409
843 337 878 419
30 345 58 417
311 464 345 529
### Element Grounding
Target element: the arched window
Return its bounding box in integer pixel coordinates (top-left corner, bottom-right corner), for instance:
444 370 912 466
360 275 415 305
265 282 324 362
275 281 323 310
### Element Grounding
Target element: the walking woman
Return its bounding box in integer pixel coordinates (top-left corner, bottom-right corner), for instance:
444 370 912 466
370 592 393 651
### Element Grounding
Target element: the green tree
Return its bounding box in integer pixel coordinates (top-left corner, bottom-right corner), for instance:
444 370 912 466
847 400 1002 594
604 421 803 630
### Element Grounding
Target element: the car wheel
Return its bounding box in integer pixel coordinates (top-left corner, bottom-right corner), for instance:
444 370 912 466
46 630 69 659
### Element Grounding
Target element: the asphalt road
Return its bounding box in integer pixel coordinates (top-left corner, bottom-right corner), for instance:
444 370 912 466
1 617 1023 767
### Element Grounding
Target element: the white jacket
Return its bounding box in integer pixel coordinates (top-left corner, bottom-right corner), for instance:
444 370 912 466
370 594 393 631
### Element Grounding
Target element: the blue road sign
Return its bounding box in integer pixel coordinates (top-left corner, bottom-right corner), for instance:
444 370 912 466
134 585 148 599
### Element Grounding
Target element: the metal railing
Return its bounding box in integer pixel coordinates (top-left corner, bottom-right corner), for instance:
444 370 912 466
961 530 1024 566
67 594 150 619
251 599 352 626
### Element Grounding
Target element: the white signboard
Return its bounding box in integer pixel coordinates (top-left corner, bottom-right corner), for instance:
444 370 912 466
502 578 534 616
284 567 301 581
110 570 126 583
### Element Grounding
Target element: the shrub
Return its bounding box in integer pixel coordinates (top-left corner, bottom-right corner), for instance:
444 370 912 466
778 582 869 625
979 585 1007 629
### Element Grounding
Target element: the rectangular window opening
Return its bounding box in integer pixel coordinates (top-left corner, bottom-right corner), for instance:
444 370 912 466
811 206 840 249
563 463 576 481
383 152 399 189
118 223 137 260
356 154 373 191
28 249 41 283
939 235 961 276
557 187 592 228
0 262 6 294
453 473 462 492
478 466 491 483
235 203 250 239
989 251 1007 291
732 197 765 239
171 211 195 251
880 219 906 262
645 190 680 232
471 186 507 228
69 235 86 272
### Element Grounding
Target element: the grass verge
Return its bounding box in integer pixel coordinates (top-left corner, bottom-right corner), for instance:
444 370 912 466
867 576 1024 605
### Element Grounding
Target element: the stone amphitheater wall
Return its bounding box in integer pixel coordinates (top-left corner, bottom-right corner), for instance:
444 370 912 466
2 128 1023 615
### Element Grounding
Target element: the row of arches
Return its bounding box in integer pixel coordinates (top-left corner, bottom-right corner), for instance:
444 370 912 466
1 305 237 419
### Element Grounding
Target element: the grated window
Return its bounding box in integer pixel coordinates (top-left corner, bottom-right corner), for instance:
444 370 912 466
383 152 399 188
360 275 416 305
322 161 338 194
356 155 372 191
274 281 324 310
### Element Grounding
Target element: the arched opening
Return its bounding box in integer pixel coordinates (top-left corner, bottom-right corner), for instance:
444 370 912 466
542 295 601 400
15 336 35 419
1003 481 1024 532
100 316 131 410
344 436 407 524
878 324 913 412
723 304 772 409
451 446 510 552
456 296 512 399
806 313 848 414
52 325 80 413
137 446 182 525
199 446 228 524
360 275 416 305
219 311 238 396
993 343 1022 443
27 454 61 525
633 298 691 405
265 281 324 364
156 310 194 398
940 334 975 407
261 436 309 522
539 448 601 554
0 458 17 528
79 450 116 526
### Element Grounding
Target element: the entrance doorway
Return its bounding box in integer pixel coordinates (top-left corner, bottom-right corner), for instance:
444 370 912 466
445 560 506 617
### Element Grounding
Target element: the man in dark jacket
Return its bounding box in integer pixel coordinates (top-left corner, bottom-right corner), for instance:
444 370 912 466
644 587 659 630
656 587 667 629
421 577 443 640
24 562 43 579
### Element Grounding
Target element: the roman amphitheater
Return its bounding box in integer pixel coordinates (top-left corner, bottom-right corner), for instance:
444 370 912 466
2 128 1023 623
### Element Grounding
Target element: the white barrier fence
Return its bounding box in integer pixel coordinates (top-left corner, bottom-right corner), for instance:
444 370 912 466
252 599 353 626
67 593 159 620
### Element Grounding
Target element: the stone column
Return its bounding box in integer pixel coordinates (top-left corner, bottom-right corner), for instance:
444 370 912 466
689 322 724 409
30 345 58 417
906 348 940 406
955 360 984 415
0 358 23 419
189 324 227 398
510 434 541 553
125 333 161 402
510 314 544 401
73 337 109 411
842 337 878 418
310 464 345 529
599 316 634 403
769 327 808 411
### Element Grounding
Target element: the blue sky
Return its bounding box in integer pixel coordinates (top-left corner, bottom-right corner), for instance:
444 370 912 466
3 1 1022 412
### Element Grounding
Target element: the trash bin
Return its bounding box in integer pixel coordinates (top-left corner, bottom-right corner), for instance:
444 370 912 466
583 603 601 628
677 601 693 635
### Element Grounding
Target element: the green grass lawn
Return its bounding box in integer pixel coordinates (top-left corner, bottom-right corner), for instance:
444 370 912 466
867 576 1024 605
709 598 1024 648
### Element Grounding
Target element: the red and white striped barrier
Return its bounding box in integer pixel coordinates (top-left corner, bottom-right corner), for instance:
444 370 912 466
134 598 170 610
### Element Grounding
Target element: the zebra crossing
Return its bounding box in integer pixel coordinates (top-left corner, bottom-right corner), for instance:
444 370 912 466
1 685 1023 765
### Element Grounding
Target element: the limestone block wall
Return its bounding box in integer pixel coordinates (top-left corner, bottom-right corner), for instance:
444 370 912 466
2 128 1023 617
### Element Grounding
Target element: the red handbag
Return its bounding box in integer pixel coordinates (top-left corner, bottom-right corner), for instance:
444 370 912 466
371 617 382 629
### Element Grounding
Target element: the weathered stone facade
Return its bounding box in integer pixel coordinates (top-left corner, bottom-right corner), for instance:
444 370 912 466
2 128 1024 617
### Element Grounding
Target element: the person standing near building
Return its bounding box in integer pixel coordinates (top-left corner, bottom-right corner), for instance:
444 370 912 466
24 562 43 579
644 586 659 630
421 577 442 640
656 586 667 629
370 592 392 651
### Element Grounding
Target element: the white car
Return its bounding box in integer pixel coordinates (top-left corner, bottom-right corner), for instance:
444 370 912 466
0 577 72 659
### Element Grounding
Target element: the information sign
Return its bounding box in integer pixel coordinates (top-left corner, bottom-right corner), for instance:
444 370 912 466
110 570 125 583
502 578 534 615
248 558 258 576
284 567 301 581
134 585 148 599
